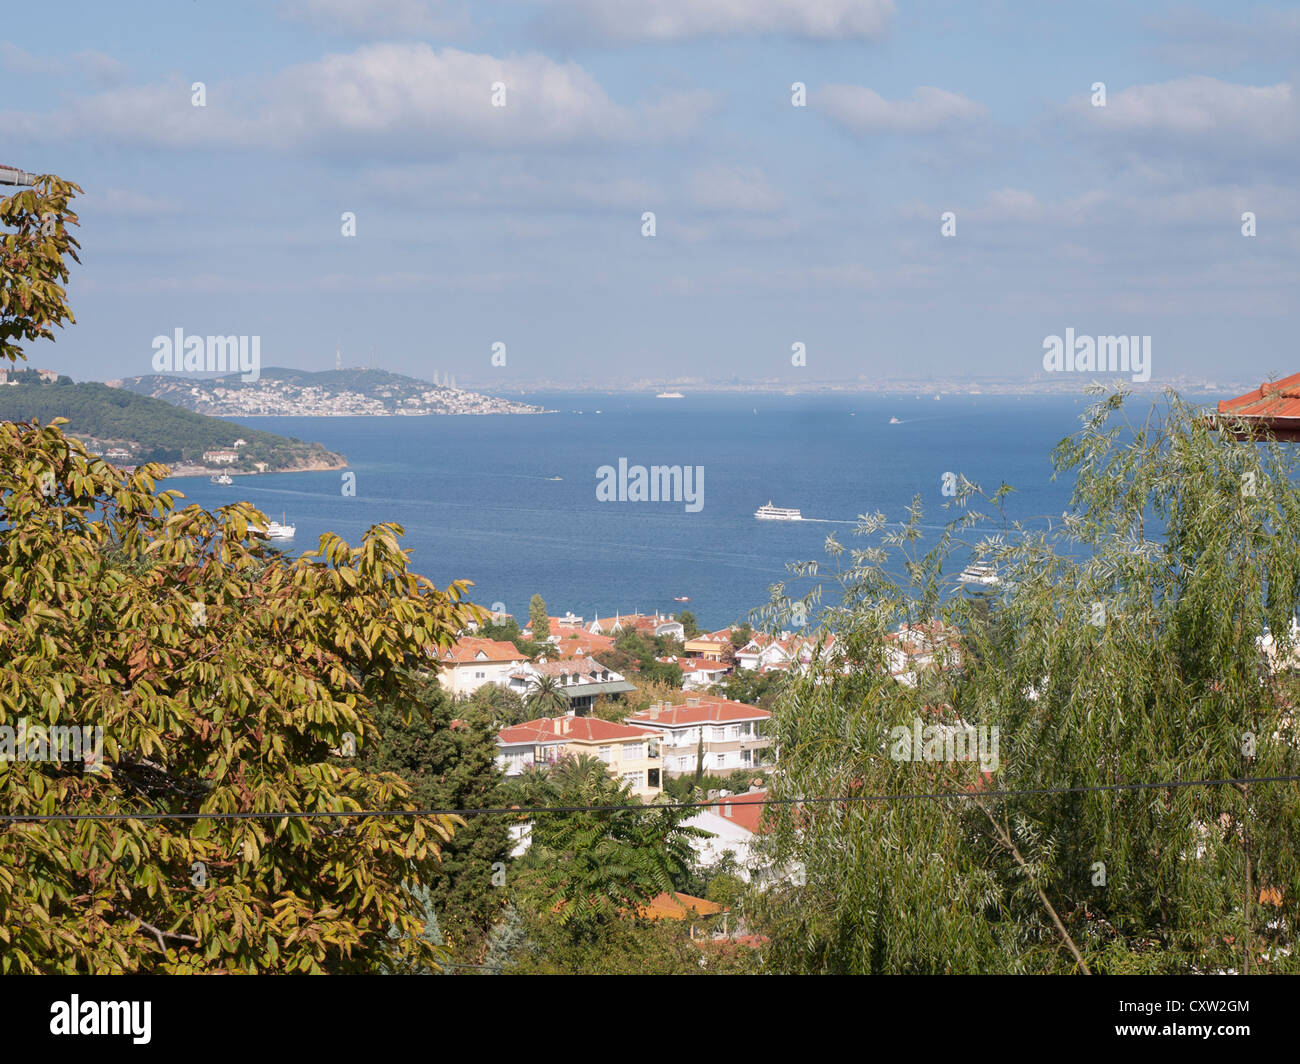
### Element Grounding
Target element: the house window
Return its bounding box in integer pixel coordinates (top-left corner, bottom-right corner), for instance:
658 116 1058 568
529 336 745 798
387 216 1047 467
622 771 643 788
598 746 613 763
623 743 644 761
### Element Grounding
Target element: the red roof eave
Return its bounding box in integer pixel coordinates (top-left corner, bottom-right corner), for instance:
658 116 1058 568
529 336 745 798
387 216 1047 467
1217 375 1300 440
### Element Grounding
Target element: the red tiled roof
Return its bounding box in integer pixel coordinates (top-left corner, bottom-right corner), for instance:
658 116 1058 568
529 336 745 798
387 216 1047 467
638 891 724 920
591 613 681 633
526 655 618 680
687 629 735 644
702 790 769 834
672 657 731 673
629 696 770 726
1217 375 1300 440
498 716 659 745
549 626 615 658
440 637 528 664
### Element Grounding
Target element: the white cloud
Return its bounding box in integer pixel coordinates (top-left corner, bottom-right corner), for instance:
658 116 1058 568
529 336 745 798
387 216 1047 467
534 0 893 42
280 0 469 38
818 84 986 134
1 44 713 155
1076 76 1297 149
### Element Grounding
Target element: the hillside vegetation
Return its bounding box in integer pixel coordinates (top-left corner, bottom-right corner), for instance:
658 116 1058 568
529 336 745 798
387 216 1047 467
0 372 344 470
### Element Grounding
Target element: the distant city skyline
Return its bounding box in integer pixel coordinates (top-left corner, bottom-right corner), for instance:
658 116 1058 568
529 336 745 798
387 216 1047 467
3 1 1296 388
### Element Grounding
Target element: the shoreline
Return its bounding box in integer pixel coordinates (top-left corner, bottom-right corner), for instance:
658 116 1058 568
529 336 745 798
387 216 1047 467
144 456 349 479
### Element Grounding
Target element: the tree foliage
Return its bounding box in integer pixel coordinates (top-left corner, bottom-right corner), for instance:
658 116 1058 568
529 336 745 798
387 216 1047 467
753 388 1300 974
0 174 474 973
357 677 511 954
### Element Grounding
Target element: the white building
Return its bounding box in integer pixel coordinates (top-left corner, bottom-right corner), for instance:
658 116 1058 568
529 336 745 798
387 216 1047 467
627 696 772 777
504 656 636 716
436 637 530 696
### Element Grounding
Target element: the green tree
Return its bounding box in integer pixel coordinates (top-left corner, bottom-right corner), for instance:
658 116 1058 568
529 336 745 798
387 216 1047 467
464 681 528 727
357 676 511 954
524 674 568 717
754 388 1300 974
483 903 530 973
679 611 700 638
510 755 706 940
529 594 550 644
0 175 472 974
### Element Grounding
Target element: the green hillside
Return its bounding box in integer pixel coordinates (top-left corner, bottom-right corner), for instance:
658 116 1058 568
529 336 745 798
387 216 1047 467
0 372 344 470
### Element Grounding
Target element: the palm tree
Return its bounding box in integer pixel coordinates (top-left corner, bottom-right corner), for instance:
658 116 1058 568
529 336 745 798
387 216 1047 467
525 674 569 717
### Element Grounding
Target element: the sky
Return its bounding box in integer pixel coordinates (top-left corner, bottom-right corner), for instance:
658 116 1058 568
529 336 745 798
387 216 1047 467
2 0 1297 388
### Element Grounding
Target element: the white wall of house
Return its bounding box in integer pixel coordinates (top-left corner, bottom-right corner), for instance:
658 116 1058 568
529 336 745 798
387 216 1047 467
684 809 756 878
441 657 523 696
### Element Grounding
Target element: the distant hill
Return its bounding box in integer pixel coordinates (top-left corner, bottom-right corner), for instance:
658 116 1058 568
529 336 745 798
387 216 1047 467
0 369 345 473
116 367 549 417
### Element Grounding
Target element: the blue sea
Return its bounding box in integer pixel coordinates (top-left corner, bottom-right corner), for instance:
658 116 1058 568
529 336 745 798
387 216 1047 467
164 393 1102 629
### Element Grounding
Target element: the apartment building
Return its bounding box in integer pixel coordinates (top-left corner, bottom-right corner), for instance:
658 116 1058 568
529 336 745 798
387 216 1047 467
506 655 636 715
627 696 772 777
495 715 663 798
436 636 530 696
683 628 737 661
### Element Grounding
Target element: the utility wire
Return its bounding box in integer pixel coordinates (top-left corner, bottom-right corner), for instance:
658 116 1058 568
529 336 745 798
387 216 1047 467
2 773 1297 824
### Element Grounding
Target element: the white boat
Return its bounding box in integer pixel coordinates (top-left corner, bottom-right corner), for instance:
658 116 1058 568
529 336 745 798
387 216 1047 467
656 391 684 399
959 562 999 587
755 501 803 521
257 512 295 539
210 473 233 485
889 417 902 424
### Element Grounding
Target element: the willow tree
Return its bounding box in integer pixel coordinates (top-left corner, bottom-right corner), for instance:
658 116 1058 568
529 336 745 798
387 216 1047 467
753 388 1300 973
0 175 477 973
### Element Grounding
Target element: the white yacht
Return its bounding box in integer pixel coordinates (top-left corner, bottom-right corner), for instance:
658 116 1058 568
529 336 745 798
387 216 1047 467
210 473 233 485
257 512 295 539
755 501 803 521
959 562 999 587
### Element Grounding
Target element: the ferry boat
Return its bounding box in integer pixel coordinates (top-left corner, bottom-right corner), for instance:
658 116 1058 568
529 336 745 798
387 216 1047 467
958 562 999 587
755 501 803 521
210 473 233 485
673 596 690 603
257 512 295 540
656 391 685 399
